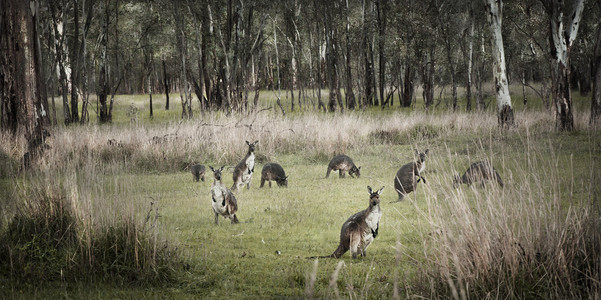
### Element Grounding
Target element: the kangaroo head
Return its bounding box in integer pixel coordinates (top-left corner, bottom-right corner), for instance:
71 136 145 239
246 140 258 153
276 175 289 187
210 165 225 181
415 149 429 162
367 186 384 207
350 166 361 178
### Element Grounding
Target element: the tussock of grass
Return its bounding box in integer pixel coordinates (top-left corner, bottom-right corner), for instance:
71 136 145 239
0 173 178 285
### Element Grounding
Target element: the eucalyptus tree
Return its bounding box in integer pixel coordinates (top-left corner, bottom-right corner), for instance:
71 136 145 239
485 0 514 128
1 0 49 159
542 0 584 131
591 0 601 126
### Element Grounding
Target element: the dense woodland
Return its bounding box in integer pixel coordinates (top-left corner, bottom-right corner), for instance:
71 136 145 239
2 0 601 149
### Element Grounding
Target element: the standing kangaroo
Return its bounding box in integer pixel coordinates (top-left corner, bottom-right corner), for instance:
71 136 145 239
393 149 429 202
453 160 504 188
232 140 258 191
309 186 384 259
325 155 361 178
209 166 239 224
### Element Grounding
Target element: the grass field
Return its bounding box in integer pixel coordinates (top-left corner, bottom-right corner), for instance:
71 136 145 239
1 88 600 298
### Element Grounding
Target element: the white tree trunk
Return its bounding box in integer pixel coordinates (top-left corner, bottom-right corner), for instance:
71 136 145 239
485 0 514 127
549 0 584 131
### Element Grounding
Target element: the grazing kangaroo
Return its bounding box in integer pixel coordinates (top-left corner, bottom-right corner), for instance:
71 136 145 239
393 149 429 202
260 162 288 188
453 160 504 188
232 140 258 191
209 166 239 224
326 155 361 178
188 163 206 182
309 186 384 259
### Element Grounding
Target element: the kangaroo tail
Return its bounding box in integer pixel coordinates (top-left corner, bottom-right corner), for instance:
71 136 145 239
307 244 346 259
495 170 504 187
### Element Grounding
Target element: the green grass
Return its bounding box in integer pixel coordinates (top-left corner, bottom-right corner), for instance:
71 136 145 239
2 85 601 298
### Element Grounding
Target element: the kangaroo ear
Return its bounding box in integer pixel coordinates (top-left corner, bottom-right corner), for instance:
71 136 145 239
358 166 361 170
254 140 258 144
220 165 225 171
425 149 429 155
367 186 373 194
377 186 385 195
209 166 214 172
246 140 250 145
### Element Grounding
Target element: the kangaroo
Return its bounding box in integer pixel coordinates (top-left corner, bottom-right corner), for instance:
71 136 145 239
188 163 206 182
309 186 384 259
260 162 288 188
393 149 429 202
453 160 504 188
232 140 258 191
209 166 239 224
325 155 361 178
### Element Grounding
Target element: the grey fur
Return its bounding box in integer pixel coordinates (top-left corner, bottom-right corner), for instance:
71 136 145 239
209 166 239 224
453 160 504 188
189 163 206 182
260 162 288 188
393 149 429 202
232 140 258 190
309 186 384 259
326 155 361 178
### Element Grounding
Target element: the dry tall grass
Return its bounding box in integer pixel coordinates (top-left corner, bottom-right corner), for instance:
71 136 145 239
412 129 601 298
27 109 576 174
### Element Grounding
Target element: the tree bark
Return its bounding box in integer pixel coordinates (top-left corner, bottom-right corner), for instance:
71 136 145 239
344 0 356 110
362 0 376 107
70 0 80 123
162 59 170 110
0 0 47 159
466 5 475 112
590 8 601 126
98 0 110 123
485 0 514 128
376 0 386 108
48 2 71 125
546 0 584 131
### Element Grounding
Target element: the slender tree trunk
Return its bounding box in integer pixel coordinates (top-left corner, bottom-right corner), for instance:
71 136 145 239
162 59 170 110
79 0 94 125
31 0 50 126
401 60 414 107
376 0 386 108
70 0 80 123
466 6 474 112
98 0 110 123
476 32 486 111
591 14 601 126
49 2 71 124
485 0 514 128
422 47 435 111
362 0 375 107
107 0 119 121
324 3 340 112
273 19 286 115
148 71 153 119
174 1 192 119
